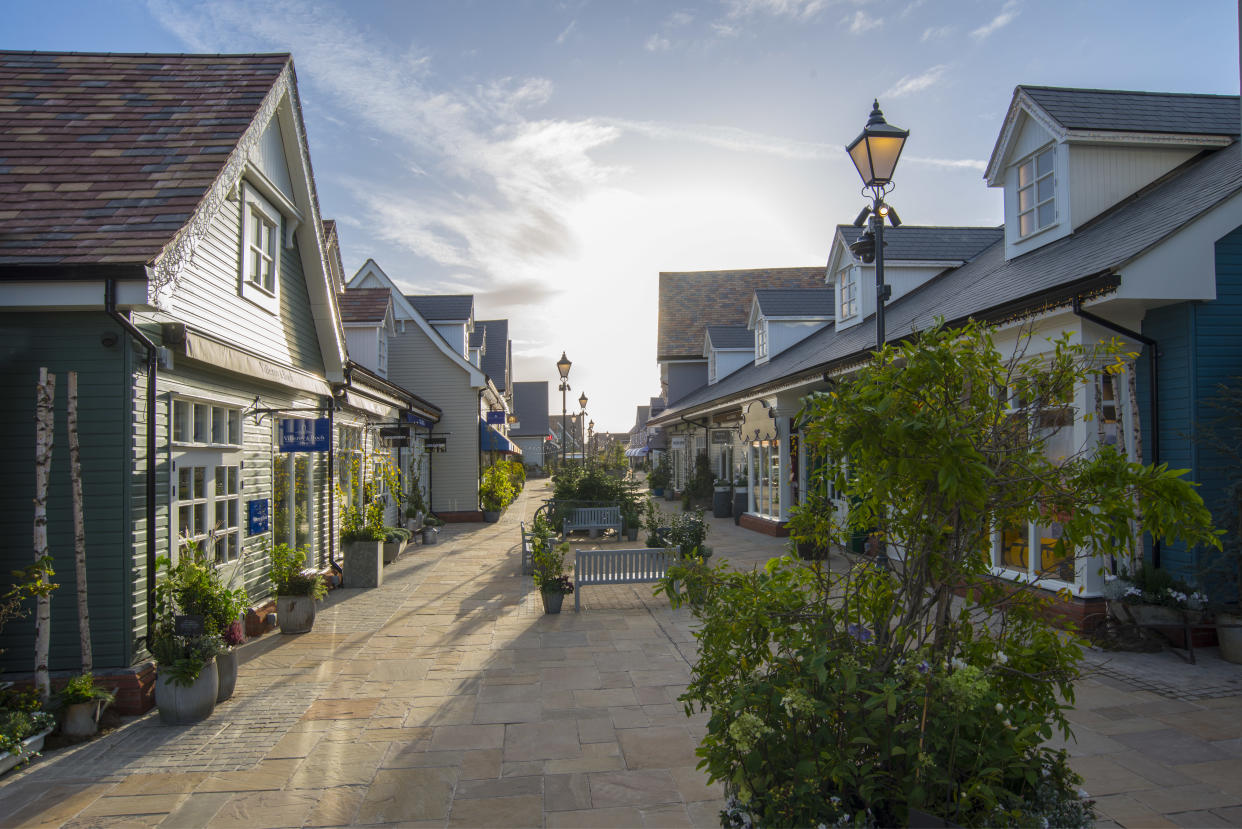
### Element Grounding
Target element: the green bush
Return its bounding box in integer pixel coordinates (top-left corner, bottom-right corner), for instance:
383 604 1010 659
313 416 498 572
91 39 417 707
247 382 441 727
648 455 671 490
58 674 115 706
531 540 573 595
480 461 517 511
269 543 328 600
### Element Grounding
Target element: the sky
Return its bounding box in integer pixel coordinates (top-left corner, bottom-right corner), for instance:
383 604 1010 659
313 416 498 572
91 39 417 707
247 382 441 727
5 0 1239 430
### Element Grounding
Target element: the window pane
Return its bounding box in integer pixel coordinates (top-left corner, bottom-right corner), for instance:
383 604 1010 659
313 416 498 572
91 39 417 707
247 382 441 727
194 504 205 535
228 499 238 528
295 455 311 551
216 500 227 530
179 467 191 498
1019 212 1033 236
1018 184 1034 212
265 221 277 258
1037 177 1053 204
229 410 241 444
215 466 226 497
179 505 192 537
228 467 238 494
1018 159 1032 187
193 466 205 498
1037 202 1055 228
174 401 189 442
1000 523 1028 569
193 404 206 442
1038 525 1073 581
212 407 225 443
252 211 263 246
1036 149 1053 177
274 455 291 548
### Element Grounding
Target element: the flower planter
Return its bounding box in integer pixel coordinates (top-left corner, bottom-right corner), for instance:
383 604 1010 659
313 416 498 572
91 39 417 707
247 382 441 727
276 594 317 634
216 647 239 703
156 658 218 725
60 701 100 738
541 591 565 614
483 510 501 523
625 527 639 542
344 540 384 588
1217 611 1242 664
0 727 52 775
383 539 407 564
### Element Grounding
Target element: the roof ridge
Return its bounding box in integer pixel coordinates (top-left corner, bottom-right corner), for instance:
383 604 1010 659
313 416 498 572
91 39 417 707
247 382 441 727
1019 84 1239 101
0 49 291 58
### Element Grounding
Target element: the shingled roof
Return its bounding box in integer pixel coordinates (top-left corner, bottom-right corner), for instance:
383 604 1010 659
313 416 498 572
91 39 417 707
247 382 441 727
1021 86 1241 136
835 225 1004 263
706 325 753 349
405 294 473 322
0 51 289 269
476 319 509 392
337 288 391 323
754 289 835 318
658 267 824 360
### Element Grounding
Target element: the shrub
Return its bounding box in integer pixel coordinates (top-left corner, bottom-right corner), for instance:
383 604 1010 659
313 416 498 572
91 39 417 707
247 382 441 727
58 674 115 706
269 543 328 600
480 461 517 512
649 455 671 490
532 540 573 595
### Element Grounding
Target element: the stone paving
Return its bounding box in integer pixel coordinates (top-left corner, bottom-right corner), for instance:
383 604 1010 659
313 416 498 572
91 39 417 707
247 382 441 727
1 477 1240 827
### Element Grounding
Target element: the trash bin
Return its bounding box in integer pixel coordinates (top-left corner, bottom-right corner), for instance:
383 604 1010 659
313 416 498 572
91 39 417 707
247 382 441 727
712 488 731 518
732 489 748 525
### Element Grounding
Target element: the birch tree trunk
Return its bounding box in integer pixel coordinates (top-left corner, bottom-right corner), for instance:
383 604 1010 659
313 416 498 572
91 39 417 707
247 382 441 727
33 368 55 703
69 371 92 674
1126 362 1145 569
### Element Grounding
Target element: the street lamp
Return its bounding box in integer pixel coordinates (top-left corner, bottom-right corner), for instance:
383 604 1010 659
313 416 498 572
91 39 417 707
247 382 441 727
578 392 588 467
588 419 595 462
846 99 908 352
557 351 572 468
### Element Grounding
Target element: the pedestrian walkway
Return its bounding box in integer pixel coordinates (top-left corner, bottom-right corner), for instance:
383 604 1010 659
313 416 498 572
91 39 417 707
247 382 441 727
1 478 1240 827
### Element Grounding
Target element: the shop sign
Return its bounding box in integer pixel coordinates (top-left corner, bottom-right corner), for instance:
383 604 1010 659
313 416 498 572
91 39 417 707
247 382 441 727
711 430 731 445
278 417 330 452
425 436 448 453
380 425 410 442
174 614 205 637
486 411 506 425
248 499 269 535
670 436 687 450
406 413 434 428
741 400 777 443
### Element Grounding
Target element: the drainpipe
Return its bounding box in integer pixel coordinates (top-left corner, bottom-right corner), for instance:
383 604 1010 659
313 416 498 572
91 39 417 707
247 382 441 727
1071 296 1161 568
327 397 337 571
105 280 159 636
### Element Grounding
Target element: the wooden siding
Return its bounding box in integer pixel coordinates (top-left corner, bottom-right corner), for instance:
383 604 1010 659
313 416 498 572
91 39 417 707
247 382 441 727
1069 145 1197 231
0 313 132 673
167 192 324 375
386 329 480 513
255 118 295 201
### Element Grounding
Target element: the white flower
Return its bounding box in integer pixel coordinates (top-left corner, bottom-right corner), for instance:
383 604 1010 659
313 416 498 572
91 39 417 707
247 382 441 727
996 651 1009 665
995 702 1005 713
950 657 968 671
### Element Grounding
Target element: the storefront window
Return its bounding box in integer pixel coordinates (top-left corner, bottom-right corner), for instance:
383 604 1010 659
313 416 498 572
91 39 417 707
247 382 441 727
750 440 781 518
273 425 316 565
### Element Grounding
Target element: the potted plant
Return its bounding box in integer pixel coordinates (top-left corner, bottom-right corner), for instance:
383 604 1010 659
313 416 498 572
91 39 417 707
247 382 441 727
649 455 670 497
479 462 515 522
731 475 749 525
56 673 114 738
270 542 327 634
0 686 55 775
1104 562 1210 648
531 540 574 614
148 629 221 726
383 526 412 564
421 515 443 546
341 496 386 588
621 499 643 542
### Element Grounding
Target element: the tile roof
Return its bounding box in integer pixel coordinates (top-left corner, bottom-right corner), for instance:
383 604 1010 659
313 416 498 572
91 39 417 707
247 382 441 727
1021 86 1241 136
404 294 473 322
655 141 1242 419
658 266 824 359
706 325 753 349
754 288 835 318
469 328 486 349
0 51 289 267
835 225 1004 263
476 319 509 392
337 288 391 323
512 381 549 436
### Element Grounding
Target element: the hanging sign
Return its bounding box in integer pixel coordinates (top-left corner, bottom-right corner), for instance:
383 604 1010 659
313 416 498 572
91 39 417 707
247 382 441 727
486 411 506 425
174 614 205 637
406 413 434 428
278 417 330 452
670 436 687 450
425 436 448 452
248 499 270 535
711 430 731 445
380 425 410 441
741 400 777 443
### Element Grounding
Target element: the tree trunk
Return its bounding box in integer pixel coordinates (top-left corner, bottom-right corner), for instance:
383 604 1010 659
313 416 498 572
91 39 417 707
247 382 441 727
34 368 55 703
1126 362 1145 568
69 372 92 674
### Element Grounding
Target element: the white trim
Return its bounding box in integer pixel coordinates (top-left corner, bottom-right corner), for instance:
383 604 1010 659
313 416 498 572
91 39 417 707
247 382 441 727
240 182 281 314
0 280 148 310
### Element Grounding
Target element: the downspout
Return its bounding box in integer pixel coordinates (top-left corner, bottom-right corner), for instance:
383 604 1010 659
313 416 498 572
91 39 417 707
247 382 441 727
1071 296 1161 567
105 280 159 637
327 393 337 571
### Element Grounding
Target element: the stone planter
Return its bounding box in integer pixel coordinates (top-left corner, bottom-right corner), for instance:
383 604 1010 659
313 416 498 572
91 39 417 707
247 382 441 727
422 527 438 545
483 510 501 523
712 488 732 518
1217 611 1242 664
541 591 565 614
625 527 639 542
344 540 384 588
61 701 101 738
383 539 407 564
156 658 218 725
0 726 52 775
216 647 239 703
277 594 317 634
732 490 748 525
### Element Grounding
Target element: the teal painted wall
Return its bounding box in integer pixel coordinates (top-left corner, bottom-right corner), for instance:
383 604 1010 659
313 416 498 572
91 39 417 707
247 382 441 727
0 312 133 673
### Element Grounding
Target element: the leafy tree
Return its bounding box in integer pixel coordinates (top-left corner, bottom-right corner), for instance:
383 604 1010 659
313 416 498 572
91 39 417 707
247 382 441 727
662 320 1218 827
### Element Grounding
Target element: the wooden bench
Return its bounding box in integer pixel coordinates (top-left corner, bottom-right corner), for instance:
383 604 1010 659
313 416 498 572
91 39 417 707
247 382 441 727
574 547 678 611
563 506 622 539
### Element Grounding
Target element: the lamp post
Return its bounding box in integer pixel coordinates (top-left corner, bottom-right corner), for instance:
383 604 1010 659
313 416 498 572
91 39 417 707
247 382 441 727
588 419 595 462
578 392 588 467
845 99 909 352
557 351 572 468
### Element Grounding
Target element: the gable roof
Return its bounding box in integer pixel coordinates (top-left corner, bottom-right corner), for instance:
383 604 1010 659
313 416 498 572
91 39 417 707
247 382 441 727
658 266 824 360
835 225 1004 264
337 288 391 323
706 325 753 349
0 51 289 268
753 289 835 318
1022 86 1241 136
654 140 1242 423
406 294 474 323
476 319 509 392
512 381 549 436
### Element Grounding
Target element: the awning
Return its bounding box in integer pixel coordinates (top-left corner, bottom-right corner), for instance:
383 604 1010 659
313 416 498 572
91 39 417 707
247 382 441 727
625 447 649 457
479 420 522 454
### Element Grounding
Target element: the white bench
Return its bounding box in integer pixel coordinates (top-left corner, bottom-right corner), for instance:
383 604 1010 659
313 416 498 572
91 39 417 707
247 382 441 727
563 506 622 539
574 547 678 611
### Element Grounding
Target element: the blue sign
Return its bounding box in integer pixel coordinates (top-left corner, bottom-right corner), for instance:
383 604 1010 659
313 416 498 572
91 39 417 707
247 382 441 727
248 499 270 536
486 411 506 425
407 413 434 428
278 417 330 452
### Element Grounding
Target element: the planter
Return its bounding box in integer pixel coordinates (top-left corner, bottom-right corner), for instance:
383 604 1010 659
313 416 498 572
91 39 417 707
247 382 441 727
1218 611 1242 664
383 539 407 564
712 488 732 518
60 701 100 738
422 527 438 545
483 510 501 523
664 489 676 501
344 540 384 588
0 726 52 775
625 527 639 542
651 486 665 497
216 647 239 703
155 658 218 725
541 591 565 614
276 594 317 634
1113 603 1215 648
732 490 748 525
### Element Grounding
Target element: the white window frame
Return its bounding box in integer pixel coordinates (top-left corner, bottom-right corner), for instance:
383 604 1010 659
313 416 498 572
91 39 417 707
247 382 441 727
172 450 242 564
240 182 282 314
172 397 243 449
839 266 858 319
708 349 717 384
1017 147 1056 238
755 320 768 359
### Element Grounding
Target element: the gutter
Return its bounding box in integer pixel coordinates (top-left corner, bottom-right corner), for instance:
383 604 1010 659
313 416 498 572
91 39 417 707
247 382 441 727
105 280 159 639
1070 296 1162 568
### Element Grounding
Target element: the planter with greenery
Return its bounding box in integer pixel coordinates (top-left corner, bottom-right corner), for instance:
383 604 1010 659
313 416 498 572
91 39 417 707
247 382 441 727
57 673 115 738
621 498 643 542
480 461 517 521
270 542 328 634
421 515 443 545
648 455 671 496
0 686 55 774
383 526 412 564
341 496 386 588
660 321 1217 828
531 539 574 614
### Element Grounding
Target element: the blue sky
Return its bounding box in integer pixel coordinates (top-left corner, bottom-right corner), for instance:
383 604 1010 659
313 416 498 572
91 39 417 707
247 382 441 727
6 1 1239 429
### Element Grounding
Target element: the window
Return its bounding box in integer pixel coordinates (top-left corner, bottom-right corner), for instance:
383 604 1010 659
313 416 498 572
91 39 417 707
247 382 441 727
708 350 717 384
749 439 781 518
1017 148 1055 237
839 266 858 318
240 183 281 312
174 459 241 563
173 400 242 447
378 330 388 375
755 320 768 359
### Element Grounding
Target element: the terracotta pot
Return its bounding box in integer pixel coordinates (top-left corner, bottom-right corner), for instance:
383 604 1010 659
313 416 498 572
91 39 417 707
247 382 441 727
156 658 217 725
216 647 239 703
277 594 316 634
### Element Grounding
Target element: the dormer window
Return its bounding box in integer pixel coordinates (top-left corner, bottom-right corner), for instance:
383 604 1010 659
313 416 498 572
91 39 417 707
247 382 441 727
1018 147 1055 237
839 266 858 319
240 182 282 313
755 320 768 359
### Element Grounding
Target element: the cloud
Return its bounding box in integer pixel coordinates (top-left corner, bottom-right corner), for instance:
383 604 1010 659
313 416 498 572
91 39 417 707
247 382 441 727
601 117 832 161
903 155 987 171
921 24 954 41
711 21 741 37
667 10 694 26
971 1 1020 40
846 9 882 34
722 0 832 21
882 64 949 98
556 20 576 45
645 34 671 52
478 278 566 309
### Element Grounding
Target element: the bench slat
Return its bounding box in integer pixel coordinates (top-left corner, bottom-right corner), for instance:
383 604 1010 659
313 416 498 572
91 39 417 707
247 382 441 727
573 547 678 611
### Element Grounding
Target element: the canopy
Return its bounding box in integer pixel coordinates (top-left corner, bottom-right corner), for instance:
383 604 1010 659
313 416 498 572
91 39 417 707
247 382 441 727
625 447 649 457
479 420 521 454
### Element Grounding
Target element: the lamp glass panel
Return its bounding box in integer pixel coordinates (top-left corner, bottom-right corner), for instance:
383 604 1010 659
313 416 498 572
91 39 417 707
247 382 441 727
864 135 905 183
847 140 873 183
